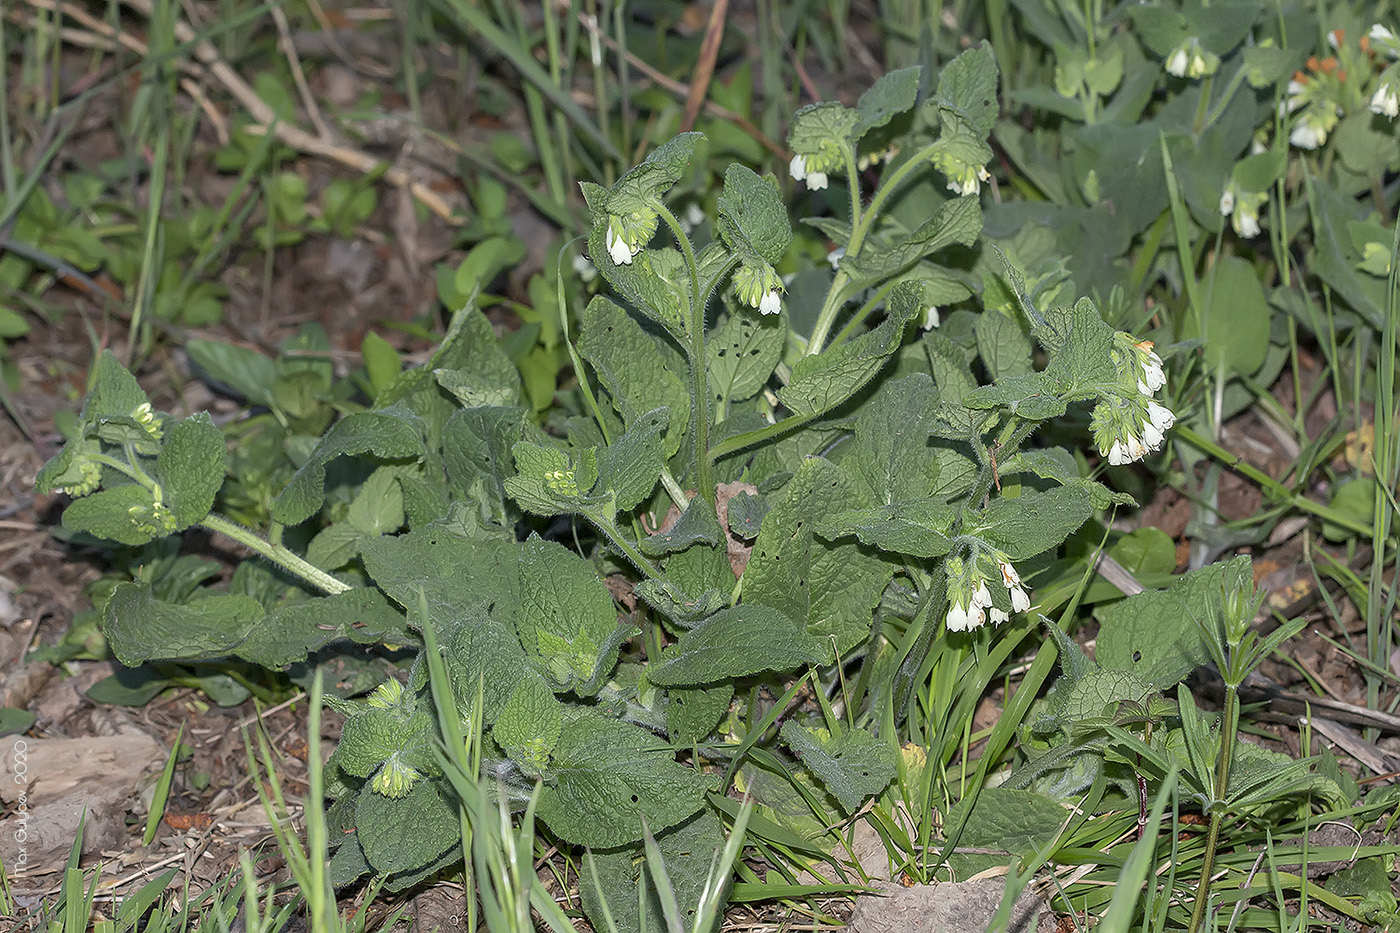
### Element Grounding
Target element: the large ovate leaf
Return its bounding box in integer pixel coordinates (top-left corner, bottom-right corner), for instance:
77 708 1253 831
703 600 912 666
578 297 690 456
780 722 898 813
272 407 425 526
62 484 164 546
238 587 411 668
815 498 955 558
849 373 941 503
853 66 922 139
103 582 265 665
157 413 226 530
360 525 520 631
597 408 668 513
517 535 632 695
186 339 278 407
1186 255 1271 376
706 308 785 410
443 406 526 529
780 280 921 416
648 604 824 686
354 777 460 877
840 197 982 288
82 350 152 427
493 669 566 771
741 457 897 657
666 683 734 744
715 164 792 266
936 42 1000 134
535 712 713 847
970 485 1093 561
1096 556 1251 686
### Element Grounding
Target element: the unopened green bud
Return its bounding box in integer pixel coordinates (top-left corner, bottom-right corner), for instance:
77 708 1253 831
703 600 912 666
545 469 578 497
60 460 102 498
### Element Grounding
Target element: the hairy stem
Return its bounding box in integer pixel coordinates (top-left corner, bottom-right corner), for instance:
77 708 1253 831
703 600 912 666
200 513 350 595
655 202 715 502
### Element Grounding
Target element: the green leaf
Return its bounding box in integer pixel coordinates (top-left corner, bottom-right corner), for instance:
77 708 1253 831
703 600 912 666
62 484 164 546
715 164 792 266
1187 255 1270 376
1183 0 1262 55
586 236 690 339
936 43 999 135
272 407 425 526
725 490 768 539
597 408 668 513
442 406 525 528
666 683 734 744
1128 6 1189 57
103 582 265 666
307 523 364 570
648 603 824 686
741 457 897 657
355 777 460 876
186 339 277 407
334 702 433 779
853 66 922 139
641 495 723 557
788 101 859 154
582 808 728 933
1036 298 1121 398
970 485 1093 562
1096 556 1250 686
706 309 785 409
361 331 402 399
0 707 36 736
945 786 1067 855
961 371 1067 419
1038 667 1156 733
578 297 690 457
493 669 565 771
376 301 516 449
535 712 713 847
602 132 703 215
517 535 631 695
346 467 404 537
815 498 956 559
504 441 601 517
1303 176 1389 330
360 525 520 632
780 722 897 814
238 587 411 668
440 616 532 725
82 350 153 426
779 281 921 416
840 197 982 289
849 373 941 503
974 311 1033 380
156 414 226 531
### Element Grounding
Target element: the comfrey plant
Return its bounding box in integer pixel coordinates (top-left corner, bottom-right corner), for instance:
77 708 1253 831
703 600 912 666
37 45 1196 920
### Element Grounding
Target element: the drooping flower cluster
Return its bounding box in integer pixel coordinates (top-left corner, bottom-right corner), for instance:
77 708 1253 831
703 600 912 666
1092 334 1176 466
789 143 845 192
733 261 784 315
1164 37 1219 79
933 152 992 197
944 552 1033 633
1219 180 1266 239
604 208 660 265
1369 24 1400 119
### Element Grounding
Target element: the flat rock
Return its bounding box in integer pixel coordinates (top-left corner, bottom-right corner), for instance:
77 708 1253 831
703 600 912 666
848 877 1047 933
0 733 164 871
